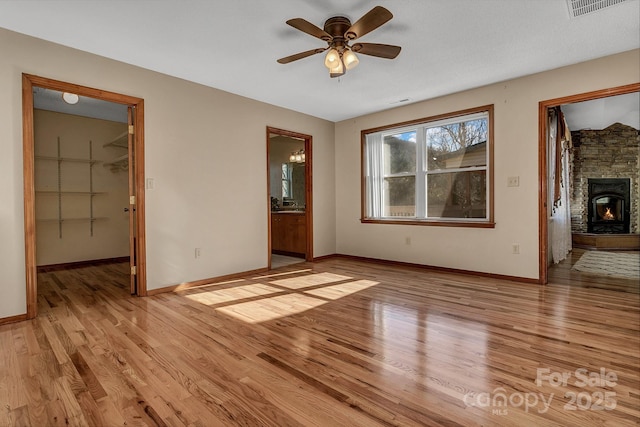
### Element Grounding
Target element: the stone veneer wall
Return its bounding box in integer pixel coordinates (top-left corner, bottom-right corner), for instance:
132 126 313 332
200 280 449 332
570 123 639 233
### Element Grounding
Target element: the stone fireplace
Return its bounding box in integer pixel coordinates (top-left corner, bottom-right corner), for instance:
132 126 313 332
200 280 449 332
571 123 639 235
587 178 630 233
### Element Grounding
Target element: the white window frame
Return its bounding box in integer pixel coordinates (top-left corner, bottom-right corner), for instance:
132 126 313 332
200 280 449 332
281 163 291 199
362 105 494 228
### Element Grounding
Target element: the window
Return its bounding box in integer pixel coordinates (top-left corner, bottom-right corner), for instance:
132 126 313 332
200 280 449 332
281 163 291 198
362 105 494 227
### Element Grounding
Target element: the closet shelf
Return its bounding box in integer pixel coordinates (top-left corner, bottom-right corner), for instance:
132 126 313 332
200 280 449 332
37 217 108 223
35 155 102 165
103 131 129 149
36 190 106 195
104 153 128 171
38 138 104 238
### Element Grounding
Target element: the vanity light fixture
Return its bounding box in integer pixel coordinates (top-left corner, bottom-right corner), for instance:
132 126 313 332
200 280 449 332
289 149 305 163
62 92 80 105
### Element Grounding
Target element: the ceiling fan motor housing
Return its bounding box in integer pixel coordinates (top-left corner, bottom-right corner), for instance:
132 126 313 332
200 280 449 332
324 16 351 48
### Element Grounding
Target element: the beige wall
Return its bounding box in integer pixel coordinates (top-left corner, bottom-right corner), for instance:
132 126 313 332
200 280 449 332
34 109 129 265
0 28 335 318
335 49 640 280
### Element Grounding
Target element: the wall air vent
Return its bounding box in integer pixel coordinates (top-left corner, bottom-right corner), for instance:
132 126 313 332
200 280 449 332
566 0 629 18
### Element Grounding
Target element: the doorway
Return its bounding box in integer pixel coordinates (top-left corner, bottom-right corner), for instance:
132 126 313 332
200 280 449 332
22 74 147 319
538 82 640 284
266 127 313 269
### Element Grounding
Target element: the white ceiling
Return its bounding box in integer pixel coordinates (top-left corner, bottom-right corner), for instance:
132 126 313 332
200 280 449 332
1 1 638 122
562 92 640 130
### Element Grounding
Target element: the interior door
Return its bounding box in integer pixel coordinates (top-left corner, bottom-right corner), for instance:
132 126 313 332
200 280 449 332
127 106 137 294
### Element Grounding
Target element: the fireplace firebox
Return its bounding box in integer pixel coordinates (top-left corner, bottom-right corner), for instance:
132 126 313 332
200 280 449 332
587 178 630 234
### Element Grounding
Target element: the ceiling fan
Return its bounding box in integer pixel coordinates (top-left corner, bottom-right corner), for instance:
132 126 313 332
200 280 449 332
277 6 401 78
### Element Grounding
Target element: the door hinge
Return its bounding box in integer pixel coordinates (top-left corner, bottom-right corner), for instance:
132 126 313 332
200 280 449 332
131 266 137 275
128 125 134 135
130 195 136 205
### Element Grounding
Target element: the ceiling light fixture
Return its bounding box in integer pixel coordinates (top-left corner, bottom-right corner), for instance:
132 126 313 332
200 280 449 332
325 46 357 77
62 92 79 105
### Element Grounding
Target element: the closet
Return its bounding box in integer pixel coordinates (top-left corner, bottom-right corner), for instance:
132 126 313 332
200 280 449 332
34 89 129 268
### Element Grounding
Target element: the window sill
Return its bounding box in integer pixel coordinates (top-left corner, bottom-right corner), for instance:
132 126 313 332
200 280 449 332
360 218 496 228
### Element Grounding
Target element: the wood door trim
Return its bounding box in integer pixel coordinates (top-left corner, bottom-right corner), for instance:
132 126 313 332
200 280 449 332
22 74 147 319
266 127 314 268
537 82 640 284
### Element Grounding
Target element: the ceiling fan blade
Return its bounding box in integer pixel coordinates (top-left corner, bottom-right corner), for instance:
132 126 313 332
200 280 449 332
345 6 393 40
277 48 327 64
286 18 332 41
352 43 401 59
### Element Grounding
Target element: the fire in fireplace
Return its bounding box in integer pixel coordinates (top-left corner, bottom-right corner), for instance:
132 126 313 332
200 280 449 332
587 178 630 234
601 207 615 220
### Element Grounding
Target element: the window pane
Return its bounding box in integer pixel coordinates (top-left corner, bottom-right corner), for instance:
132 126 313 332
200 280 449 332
281 163 290 198
426 118 487 170
384 132 416 175
384 176 415 217
426 171 486 218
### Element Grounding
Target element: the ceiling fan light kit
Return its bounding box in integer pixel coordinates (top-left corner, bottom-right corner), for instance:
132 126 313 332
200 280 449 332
324 48 341 68
329 59 345 78
278 6 401 78
342 48 359 70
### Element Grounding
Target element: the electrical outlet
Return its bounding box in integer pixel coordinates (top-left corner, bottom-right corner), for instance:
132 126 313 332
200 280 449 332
146 178 154 189
195 248 201 258
405 236 411 245
507 176 520 187
512 244 520 254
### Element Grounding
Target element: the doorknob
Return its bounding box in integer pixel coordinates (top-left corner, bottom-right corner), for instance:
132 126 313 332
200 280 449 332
124 207 136 212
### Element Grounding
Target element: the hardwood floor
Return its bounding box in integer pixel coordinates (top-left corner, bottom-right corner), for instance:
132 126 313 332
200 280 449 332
1 257 638 426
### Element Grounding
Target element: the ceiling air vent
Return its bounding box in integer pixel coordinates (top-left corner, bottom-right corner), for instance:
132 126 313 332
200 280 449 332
566 0 629 18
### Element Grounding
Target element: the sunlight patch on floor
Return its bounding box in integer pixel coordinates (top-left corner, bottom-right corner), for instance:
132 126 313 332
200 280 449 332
304 280 378 300
216 293 327 323
192 272 381 323
175 278 246 292
184 283 281 305
270 272 352 290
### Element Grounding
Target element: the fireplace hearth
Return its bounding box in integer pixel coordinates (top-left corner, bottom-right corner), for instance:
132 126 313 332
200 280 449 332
587 178 630 234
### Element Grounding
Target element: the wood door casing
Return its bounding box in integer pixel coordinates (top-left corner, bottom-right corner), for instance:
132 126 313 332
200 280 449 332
127 106 137 294
22 74 147 319
266 127 313 268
